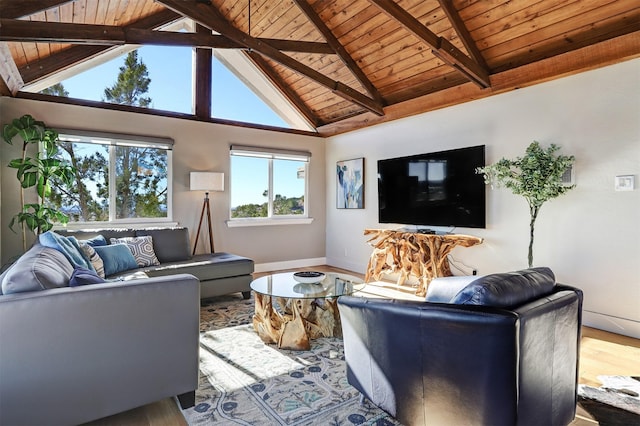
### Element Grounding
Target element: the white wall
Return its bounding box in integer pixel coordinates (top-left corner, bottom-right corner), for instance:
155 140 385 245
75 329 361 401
0 98 326 268
326 59 640 338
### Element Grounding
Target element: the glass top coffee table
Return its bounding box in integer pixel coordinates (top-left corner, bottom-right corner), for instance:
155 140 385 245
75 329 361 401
250 272 364 350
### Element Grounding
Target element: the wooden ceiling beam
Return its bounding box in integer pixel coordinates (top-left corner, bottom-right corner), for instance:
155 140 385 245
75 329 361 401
247 51 321 128
0 0 72 19
317 31 640 136
436 0 488 70
368 0 490 88
0 19 128 45
157 0 384 116
19 9 182 84
20 45 114 84
292 0 384 106
0 19 335 54
0 42 24 95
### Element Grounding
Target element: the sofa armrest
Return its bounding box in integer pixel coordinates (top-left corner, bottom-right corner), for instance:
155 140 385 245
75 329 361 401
0 274 200 426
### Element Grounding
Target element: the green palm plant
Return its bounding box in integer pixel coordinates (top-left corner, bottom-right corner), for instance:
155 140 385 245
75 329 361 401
476 141 575 267
3 114 76 249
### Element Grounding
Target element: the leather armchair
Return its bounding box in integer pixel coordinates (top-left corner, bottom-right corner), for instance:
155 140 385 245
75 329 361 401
337 268 583 426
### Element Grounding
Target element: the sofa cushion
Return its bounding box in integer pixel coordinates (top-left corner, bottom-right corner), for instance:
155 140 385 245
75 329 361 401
69 266 106 287
1 243 74 294
93 244 139 276
142 252 254 281
451 267 556 308
135 228 191 263
110 236 160 267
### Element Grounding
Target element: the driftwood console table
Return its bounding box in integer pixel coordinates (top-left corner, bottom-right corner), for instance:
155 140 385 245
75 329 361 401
364 229 483 296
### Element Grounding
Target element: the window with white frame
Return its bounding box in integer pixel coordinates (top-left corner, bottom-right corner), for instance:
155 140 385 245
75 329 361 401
52 130 173 223
230 145 310 220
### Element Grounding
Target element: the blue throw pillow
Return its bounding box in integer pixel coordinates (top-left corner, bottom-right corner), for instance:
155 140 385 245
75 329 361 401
93 244 138 276
69 267 106 287
83 234 107 247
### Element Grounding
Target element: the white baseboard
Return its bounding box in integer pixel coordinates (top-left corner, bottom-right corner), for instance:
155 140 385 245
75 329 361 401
325 257 367 275
583 310 640 339
254 257 327 273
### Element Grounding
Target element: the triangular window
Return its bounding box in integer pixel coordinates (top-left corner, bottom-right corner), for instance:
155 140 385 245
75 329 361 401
35 43 310 130
212 55 288 128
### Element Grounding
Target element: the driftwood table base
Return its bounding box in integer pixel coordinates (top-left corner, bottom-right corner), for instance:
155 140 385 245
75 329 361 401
252 293 342 351
364 229 483 297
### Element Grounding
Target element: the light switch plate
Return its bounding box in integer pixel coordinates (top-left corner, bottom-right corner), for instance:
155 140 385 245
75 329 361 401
615 175 635 191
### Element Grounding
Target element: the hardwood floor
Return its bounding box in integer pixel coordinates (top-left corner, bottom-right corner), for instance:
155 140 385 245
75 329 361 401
83 266 640 425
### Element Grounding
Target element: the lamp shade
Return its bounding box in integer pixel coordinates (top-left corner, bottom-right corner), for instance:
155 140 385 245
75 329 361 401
190 172 224 191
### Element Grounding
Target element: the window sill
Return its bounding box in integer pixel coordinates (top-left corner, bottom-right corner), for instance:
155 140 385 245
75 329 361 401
54 220 179 230
226 217 314 228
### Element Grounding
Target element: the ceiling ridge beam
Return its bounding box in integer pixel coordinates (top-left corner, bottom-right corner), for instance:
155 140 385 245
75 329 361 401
157 0 384 116
292 0 384 106
0 0 72 19
19 9 182 84
0 19 335 54
368 0 490 88
436 0 488 70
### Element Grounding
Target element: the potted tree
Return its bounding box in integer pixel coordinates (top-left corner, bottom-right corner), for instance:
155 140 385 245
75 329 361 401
477 141 575 267
3 114 76 250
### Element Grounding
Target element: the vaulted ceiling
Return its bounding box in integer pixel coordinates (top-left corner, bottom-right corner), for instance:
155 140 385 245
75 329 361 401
1 0 639 136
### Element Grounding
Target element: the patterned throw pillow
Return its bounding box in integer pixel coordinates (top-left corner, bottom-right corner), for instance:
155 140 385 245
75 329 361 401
110 236 160 268
77 240 106 278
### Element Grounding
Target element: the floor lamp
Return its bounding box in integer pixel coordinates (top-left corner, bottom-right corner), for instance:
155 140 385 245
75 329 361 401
190 172 224 255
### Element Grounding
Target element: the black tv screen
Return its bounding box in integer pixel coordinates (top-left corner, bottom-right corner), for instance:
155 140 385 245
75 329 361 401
377 145 486 228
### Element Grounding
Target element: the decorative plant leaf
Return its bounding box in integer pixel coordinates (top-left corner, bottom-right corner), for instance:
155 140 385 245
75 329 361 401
3 114 77 239
21 172 37 188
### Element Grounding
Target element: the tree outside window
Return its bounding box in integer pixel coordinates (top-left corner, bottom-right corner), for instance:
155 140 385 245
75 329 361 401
230 148 309 219
50 136 171 223
46 50 171 223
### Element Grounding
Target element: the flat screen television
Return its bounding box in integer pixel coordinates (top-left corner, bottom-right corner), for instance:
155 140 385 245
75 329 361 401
377 145 486 228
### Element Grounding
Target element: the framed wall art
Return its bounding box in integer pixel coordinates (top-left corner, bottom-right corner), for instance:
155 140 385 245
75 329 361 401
336 158 364 209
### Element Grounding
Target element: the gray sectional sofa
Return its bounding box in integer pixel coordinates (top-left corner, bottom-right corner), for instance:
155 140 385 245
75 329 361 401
57 226 255 300
0 226 255 425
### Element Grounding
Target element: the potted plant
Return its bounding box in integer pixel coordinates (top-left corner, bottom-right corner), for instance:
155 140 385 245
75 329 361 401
2 114 76 250
477 141 575 267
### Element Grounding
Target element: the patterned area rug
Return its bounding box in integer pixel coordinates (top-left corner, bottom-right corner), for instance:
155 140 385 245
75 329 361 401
578 376 640 425
182 295 400 425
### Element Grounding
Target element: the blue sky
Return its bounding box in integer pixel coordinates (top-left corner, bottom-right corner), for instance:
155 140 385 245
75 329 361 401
61 45 289 128
231 156 305 208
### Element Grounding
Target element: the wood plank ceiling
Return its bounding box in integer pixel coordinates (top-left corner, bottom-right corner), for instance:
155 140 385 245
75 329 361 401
1 0 639 136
